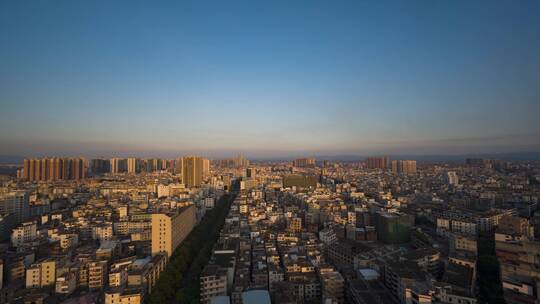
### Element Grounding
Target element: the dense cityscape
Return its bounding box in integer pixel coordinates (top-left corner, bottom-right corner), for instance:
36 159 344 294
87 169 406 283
0 155 539 304
2 1 540 304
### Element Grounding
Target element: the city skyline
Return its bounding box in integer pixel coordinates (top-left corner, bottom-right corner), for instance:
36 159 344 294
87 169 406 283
1 1 540 157
2 2 540 303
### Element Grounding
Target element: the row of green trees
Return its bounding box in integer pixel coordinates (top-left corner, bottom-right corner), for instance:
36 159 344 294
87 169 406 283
145 192 236 304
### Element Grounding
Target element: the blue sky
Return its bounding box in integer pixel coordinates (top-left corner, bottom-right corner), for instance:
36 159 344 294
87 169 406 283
1 0 539 158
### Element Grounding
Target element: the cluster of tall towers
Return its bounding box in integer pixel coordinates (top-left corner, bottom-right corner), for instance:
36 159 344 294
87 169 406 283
218 154 249 168
21 155 212 187
22 157 85 181
106 156 210 187
106 158 171 175
293 157 316 168
391 160 417 175
365 156 417 175
365 156 390 169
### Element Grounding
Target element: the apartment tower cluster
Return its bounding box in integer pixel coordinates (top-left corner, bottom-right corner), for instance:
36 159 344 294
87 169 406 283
22 158 85 181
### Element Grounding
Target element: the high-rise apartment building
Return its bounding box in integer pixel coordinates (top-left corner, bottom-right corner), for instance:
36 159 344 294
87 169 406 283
34 159 42 181
465 158 485 167
110 158 127 174
39 158 49 180
174 158 182 175
162 159 169 171
235 154 249 168
22 157 85 181
365 156 389 169
218 154 249 168
72 158 85 180
151 205 196 257
90 158 110 175
110 158 120 174
64 158 72 179
29 159 36 180
127 158 138 174
391 160 417 175
52 158 62 180
182 156 203 188
293 157 316 168
23 159 29 180
40 158 48 181
202 158 210 177
147 158 163 172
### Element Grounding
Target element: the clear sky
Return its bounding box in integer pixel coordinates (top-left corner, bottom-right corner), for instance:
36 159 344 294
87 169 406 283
1 0 539 158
